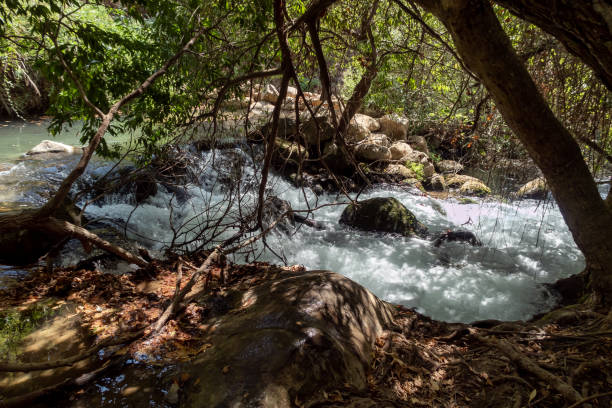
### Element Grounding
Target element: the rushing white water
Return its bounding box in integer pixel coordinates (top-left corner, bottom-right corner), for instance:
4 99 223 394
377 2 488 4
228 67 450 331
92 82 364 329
2 145 603 323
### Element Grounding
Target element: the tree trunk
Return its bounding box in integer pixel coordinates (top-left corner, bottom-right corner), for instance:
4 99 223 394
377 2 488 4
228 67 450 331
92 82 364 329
416 0 612 304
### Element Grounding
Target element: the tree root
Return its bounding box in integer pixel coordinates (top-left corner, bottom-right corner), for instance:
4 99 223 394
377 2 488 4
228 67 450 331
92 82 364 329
472 333 583 404
566 391 612 408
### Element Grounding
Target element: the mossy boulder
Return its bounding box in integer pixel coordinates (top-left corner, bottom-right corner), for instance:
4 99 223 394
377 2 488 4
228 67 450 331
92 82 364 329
460 180 492 196
428 173 447 191
384 164 417 179
340 197 427 236
445 174 481 188
446 174 491 196
516 177 549 199
272 138 309 166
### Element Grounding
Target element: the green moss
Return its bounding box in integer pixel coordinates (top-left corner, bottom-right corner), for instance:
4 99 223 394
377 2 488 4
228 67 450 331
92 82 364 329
340 197 427 236
458 197 478 205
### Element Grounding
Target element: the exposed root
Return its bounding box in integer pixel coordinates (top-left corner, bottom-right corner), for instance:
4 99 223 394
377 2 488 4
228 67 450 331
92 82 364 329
472 333 583 404
567 391 612 408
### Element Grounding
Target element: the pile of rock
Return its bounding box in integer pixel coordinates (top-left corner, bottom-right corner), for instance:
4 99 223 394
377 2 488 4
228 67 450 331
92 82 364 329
246 88 491 196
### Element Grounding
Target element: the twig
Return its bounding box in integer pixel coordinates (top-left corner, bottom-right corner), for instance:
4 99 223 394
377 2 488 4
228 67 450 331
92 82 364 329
151 246 223 333
566 391 612 408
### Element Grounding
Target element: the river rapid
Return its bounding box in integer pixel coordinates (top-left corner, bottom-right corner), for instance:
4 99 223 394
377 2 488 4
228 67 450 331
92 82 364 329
1 121 603 323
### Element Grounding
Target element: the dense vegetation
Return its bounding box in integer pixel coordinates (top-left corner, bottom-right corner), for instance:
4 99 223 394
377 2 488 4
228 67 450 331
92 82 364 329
2 1 610 169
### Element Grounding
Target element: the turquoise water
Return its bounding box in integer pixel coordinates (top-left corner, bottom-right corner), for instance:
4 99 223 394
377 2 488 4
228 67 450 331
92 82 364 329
0 119 84 162
0 119 132 163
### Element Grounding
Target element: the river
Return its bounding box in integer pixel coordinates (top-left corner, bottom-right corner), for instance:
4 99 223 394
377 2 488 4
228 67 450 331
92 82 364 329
1 120 602 323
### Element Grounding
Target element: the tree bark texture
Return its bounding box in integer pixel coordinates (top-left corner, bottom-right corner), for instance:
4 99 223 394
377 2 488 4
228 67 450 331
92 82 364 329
417 0 612 303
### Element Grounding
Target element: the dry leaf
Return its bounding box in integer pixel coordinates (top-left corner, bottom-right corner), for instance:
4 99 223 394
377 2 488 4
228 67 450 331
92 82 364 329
528 389 537 403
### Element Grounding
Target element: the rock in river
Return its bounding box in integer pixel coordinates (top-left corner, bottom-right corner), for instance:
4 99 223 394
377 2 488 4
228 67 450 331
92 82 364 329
516 177 549 199
340 197 427 236
25 140 82 157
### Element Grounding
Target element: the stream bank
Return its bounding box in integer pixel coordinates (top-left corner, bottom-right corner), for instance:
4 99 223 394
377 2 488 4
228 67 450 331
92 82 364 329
0 253 610 408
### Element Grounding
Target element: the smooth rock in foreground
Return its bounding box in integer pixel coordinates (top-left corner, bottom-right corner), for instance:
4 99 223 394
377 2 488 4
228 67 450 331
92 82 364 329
183 269 394 407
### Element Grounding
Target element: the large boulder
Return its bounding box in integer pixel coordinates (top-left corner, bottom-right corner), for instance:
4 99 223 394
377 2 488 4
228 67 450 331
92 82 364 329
460 180 491 196
384 163 417 179
404 150 428 164
261 84 280 104
346 121 371 143
436 160 464 174
26 140 82 156
261 195 295 233
446 174 484 188
182 269 394 407
516 177 549 199
133 172 158 203
366 133 390 147
355 143 392 162
422 161 435 178
352 113 380 132
272 138 309 166
428 173 447 191
407 135 428 154
340 197 427 236
389 141 413 160
446 174 491 196
379 114 409 141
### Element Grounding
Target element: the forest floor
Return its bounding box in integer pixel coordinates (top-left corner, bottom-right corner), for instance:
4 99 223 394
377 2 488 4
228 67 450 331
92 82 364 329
0 254 611 408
